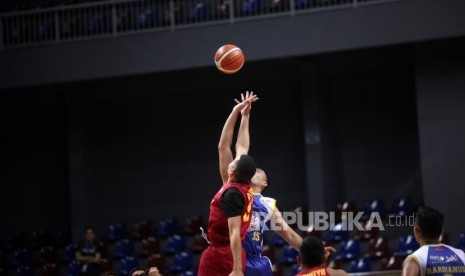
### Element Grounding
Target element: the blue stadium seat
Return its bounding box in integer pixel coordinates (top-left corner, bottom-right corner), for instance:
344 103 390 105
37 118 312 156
15 266 34 276
88 14 105 32
242 0 260 14
390 198 413 217
31 229 52 249
11 249 33 268
163 235 187 255
349 257 372 273
6 232 25 252
294 0 315 9
54 228 71 248
335 239 360 261
118 256 139 276
361 199 384 221
180 271 197 276
394 235 419 256
325 222 350 243
112 239 135 259
108 223 126 242
67 260 81 276
277 245 299 265
155 218 178 237
458 233 465 251
60 243 77 264
190 2 209 21
169 251 193 273
138 9 155 27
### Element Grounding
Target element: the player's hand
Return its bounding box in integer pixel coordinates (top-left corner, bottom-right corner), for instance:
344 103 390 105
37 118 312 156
148 267 161 276
233 91 258 115
324 246 336 261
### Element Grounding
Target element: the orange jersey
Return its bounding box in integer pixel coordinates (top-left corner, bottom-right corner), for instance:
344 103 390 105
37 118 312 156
296 266 329 276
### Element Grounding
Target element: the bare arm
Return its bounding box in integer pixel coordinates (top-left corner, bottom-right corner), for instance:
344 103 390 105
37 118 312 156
327 268 349 276
235 91 256 157
219 92 259 184
218 108 241 184
272 208 303 251
228 216 244 276
402 257 421 276
75 251 100 263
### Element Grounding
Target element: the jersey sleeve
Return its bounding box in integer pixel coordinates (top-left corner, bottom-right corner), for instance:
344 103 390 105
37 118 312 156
260 196 276 223
220 187 245 218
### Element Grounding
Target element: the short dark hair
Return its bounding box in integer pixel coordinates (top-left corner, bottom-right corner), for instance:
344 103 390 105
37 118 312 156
415 206 444 240
300 236 325 268
129 267 146 276
85 226 96 233
234 155 257 184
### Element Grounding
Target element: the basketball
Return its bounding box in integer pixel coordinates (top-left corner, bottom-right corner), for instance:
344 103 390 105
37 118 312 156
214 44 245 74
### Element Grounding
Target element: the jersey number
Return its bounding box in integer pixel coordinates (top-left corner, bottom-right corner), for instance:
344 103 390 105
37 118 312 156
252 231 261 241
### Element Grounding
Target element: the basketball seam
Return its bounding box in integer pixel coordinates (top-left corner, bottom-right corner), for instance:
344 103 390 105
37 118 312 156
218 60 244 73
215 47 240 67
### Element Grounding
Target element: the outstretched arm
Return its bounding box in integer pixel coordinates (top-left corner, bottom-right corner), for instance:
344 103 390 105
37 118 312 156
218 107 241 184
235 91 256 158
271 208 303 251
219 92 258 184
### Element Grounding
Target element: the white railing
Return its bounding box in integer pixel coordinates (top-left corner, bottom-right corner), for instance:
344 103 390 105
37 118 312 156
0 0 404 49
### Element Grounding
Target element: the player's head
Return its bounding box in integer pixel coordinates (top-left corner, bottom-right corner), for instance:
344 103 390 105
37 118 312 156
251 168 268 193
413 206 444 244
84 226 96 242
228 155 257 184
298 236 326 269
129 267 146 276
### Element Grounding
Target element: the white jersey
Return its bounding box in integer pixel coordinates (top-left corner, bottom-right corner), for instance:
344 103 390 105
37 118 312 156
409 244 465 276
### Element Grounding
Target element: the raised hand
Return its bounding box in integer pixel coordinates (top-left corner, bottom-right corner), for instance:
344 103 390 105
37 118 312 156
233 91 258 115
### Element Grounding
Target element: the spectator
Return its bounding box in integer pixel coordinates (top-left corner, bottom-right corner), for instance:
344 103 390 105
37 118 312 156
76 227 102 276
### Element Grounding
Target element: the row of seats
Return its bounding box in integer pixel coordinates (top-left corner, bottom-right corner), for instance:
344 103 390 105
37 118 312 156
3 228 71 253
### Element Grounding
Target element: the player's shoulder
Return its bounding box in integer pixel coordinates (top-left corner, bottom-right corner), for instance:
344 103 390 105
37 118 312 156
327 267 348 276
259 196 276 210
443 244 465 259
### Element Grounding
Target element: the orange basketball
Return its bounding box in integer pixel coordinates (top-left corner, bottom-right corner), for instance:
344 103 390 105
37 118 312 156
214 44 245 74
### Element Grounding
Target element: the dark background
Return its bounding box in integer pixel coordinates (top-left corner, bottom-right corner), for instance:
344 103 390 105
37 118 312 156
1 0 465 245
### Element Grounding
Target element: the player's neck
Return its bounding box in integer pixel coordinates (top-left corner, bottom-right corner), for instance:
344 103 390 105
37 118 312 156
251 185 262 194
421 239 440 246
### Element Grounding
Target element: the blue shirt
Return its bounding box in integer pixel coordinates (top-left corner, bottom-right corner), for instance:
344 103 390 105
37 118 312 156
243 194 276 257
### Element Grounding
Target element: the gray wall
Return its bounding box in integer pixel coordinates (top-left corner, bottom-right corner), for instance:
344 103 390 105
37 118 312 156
416 38 465 245
302 46 423 212
1 0 465 89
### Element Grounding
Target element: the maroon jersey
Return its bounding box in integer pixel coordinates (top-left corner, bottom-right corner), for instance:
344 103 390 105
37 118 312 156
207 183 253 246
296 266 329 276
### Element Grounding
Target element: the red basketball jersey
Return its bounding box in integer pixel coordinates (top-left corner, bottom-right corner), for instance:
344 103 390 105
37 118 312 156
296 266 330 276
207 183 253 246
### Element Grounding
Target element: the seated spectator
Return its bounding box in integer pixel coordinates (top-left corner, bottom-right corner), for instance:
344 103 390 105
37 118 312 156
76 227 102 276
296 236 348 276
